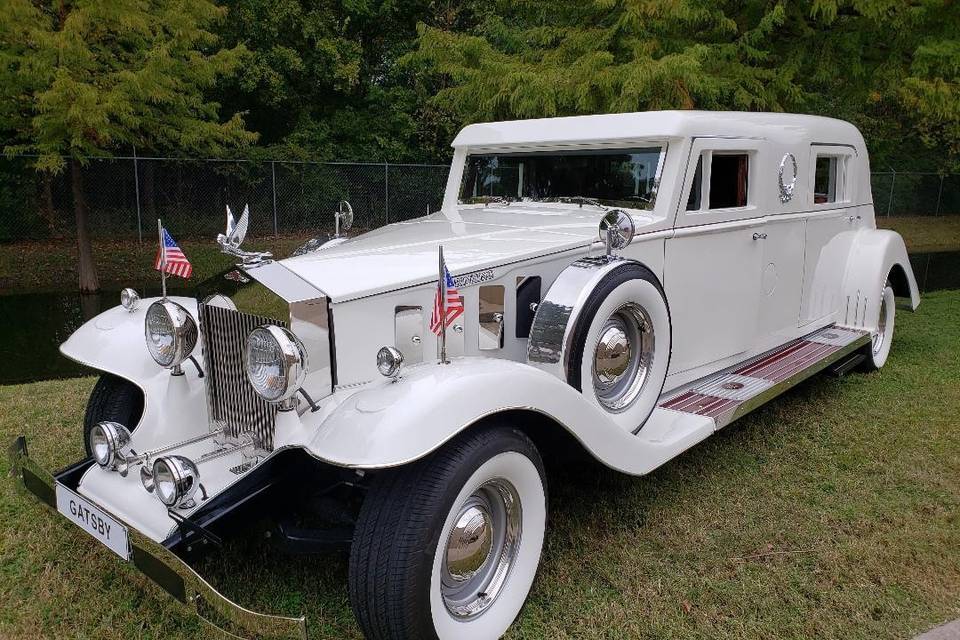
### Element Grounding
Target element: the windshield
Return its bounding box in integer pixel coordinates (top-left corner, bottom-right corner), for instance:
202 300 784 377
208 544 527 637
458 147 663 209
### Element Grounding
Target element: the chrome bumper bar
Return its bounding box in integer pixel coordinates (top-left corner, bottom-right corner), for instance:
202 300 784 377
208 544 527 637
7 436 309 640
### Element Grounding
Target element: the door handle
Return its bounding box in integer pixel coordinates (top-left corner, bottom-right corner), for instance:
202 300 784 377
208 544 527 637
752 232 767 240
847 215 862 223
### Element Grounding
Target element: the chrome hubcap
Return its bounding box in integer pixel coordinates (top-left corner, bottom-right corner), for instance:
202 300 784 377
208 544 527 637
592 303 654 412
441 478 522 619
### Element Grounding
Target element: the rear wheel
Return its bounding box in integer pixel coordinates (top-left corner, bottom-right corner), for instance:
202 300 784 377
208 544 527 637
862 283 895 371
348 425 546 640
83 374 143 456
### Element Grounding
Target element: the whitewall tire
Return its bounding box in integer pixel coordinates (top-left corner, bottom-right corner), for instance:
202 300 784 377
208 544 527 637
568 263 671 433
863 283 896 370
349 425 546 640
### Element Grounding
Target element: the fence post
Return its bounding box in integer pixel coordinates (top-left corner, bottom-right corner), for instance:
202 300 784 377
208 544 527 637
935 174 944 216
886 169 896 217
132 146 143 243
384 162 390 225
271 161 278 237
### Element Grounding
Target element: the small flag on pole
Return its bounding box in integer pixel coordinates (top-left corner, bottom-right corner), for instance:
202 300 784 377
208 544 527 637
430 256 463 337
154 227 193 279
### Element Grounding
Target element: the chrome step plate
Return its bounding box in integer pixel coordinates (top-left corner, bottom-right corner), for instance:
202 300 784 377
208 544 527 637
659 324 870 429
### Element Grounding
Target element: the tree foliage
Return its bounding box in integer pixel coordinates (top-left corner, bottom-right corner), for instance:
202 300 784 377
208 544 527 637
0 0 257 171
408 0 960 170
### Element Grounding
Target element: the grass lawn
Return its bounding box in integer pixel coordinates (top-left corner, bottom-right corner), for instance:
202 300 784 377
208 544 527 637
2 291 959 639
876 216 960 253
0 216 958 293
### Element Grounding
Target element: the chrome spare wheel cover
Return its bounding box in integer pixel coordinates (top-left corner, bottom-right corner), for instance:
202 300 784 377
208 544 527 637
441 478 522 619
592 303 654 412
872 291 889 355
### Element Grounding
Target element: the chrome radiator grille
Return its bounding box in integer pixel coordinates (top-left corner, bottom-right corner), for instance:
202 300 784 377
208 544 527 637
199 303 286 450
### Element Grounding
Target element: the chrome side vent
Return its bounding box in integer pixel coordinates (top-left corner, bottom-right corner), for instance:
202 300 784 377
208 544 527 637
199 303 286 451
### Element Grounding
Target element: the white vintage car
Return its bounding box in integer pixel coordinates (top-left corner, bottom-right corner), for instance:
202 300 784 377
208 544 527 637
10 111 920 640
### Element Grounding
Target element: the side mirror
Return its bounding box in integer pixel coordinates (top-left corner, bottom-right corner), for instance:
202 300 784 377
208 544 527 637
336 200 354 236
598 209 635 255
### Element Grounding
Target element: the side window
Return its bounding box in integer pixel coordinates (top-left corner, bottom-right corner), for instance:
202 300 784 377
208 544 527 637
814 155 841 203
709 153 749 209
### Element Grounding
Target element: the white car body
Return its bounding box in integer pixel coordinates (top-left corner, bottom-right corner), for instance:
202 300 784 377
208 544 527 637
17 111 920 639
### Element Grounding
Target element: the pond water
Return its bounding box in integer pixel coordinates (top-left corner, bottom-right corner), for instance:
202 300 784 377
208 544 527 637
0 251 957 386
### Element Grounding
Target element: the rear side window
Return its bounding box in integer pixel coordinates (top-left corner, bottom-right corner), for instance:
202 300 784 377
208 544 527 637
709 154 749 209
814 156 840 203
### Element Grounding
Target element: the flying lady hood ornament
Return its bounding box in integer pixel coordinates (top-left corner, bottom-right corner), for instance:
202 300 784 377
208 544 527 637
216 204 272 267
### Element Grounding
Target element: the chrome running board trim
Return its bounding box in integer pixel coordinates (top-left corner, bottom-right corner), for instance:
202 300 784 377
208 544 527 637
659 325 870 429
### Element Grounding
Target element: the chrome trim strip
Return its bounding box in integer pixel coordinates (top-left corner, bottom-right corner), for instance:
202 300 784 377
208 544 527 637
7 438 308 640
526 256 633 382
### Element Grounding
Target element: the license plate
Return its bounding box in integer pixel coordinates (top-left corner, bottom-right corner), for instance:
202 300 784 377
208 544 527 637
55 484 130 560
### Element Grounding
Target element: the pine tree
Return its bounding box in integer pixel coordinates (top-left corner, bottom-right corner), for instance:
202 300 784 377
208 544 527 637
0 0 257 292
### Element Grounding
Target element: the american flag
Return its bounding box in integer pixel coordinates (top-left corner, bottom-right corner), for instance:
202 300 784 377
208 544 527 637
430 262 463 336
154 228 193 279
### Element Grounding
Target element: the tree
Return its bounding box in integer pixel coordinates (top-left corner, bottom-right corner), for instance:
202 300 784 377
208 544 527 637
0 0 256 292
407 0 960 171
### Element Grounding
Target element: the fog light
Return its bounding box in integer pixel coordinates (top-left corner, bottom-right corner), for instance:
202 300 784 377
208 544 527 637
120 288 141 312
89 421 132 468
153 455 200 509
376 346 404 380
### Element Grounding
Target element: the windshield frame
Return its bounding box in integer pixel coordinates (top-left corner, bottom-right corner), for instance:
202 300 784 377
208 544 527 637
455 143 668 212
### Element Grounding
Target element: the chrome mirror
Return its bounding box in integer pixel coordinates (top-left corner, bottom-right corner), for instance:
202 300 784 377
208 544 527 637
598 209 635 255
336 200 354 236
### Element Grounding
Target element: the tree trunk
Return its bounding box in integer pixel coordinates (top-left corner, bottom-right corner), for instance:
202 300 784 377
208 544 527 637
71 159 100 293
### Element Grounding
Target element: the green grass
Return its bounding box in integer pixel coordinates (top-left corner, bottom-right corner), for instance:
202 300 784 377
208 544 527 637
876 215 960 253
2 292 959 639
0 216 957 293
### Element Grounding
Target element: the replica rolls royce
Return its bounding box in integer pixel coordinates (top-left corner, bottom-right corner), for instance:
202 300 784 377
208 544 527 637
9 111 920 640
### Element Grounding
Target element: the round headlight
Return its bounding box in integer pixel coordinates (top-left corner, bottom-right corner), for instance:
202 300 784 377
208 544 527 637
152 455 199 508
144 300 198 368
245 325 308 404
376 346 404 379
89 421 131 467
120 288 141 312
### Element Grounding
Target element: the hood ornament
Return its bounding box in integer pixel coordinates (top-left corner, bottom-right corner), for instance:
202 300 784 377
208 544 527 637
217 204 272 267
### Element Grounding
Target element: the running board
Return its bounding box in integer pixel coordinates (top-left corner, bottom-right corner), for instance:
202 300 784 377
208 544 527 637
657 325 871 430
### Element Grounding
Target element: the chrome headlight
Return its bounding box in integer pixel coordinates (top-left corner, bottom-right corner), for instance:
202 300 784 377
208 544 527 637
145 300 198 369
152 455 200 508
89 421 131 468
245 325 308 405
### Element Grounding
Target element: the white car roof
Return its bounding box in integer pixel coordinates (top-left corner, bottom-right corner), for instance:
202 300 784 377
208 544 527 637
452 110 865 150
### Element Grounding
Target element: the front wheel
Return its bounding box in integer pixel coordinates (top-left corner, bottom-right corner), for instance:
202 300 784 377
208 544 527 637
348 425 547 640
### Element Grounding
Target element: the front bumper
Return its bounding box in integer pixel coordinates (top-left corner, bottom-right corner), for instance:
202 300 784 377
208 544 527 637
7 436 309 640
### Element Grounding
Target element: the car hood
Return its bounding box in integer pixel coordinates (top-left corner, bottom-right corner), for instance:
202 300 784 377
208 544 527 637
280 204 655 301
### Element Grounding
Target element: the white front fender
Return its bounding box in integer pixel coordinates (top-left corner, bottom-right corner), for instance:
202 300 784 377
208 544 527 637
292 357 714 475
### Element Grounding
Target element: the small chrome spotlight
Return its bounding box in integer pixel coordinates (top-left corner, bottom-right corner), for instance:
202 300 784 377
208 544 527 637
120 288 141 312
152 455 200 509
89 421 132 468
140 464 155 493
376 346 404 380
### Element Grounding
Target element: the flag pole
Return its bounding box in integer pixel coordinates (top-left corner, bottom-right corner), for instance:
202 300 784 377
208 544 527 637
438 244 447 364
157 219 167 300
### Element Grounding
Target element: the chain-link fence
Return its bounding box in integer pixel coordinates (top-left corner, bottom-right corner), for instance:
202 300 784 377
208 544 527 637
1 156 958 243
0 156 449 243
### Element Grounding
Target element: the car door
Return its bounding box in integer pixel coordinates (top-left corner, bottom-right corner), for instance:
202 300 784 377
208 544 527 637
799 145 860 326
664 137 766 375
